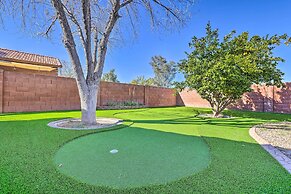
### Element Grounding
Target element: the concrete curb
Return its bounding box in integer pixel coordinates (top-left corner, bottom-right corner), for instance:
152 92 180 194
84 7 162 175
249 126 291 174
48 117 123 130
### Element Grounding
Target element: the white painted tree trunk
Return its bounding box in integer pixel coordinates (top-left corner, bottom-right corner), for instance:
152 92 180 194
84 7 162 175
213 110 221 118
50 0 189 125
80 85 98 125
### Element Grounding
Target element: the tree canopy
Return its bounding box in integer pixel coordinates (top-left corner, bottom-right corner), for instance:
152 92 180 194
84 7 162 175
130 56 176 87
150 55 176 88
176 22 290 117
59 61 75 78
130 76 154 86
102 69 119 83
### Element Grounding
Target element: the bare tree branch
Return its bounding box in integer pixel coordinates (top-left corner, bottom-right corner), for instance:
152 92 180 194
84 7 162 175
81 0 94 83
51 0 87 93
120 0 133 7
92 27 98 68
152 0 181 21
125 5 137 37
44 16 57 36
141 0 156 26
94 0 121 79
61 1 86 49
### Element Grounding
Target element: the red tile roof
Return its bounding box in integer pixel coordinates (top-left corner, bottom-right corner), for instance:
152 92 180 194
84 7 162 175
0 48 62 67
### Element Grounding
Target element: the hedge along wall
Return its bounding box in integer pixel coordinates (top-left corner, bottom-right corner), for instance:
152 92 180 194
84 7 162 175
178 83 291 114
0 70 177 113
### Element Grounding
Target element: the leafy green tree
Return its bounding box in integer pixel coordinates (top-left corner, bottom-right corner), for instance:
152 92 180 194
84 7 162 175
150 56 176 88
102 69 119 83
176 22 289 117
130 76 155 86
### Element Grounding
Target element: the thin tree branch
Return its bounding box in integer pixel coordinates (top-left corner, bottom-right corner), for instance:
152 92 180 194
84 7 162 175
61 1 86 48
120 0 133 7
92 27 98 68
44 16 57 36
93 0 121 79
125 5 137 37
152 0 180 21
142 0 156 26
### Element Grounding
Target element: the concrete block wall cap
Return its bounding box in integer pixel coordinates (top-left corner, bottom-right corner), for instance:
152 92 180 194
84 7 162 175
249 126 291 174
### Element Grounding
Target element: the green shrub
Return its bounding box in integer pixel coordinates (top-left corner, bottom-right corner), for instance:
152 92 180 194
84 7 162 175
106 101 143 107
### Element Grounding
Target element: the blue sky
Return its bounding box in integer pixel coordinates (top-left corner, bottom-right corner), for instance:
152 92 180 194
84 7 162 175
0 0 291 82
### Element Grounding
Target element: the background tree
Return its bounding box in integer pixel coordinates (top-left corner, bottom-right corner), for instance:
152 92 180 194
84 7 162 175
1 0 194 125
102 69 119 83
150 55 176 88
59 61 75 78
176 22 290 117
130 76 154 86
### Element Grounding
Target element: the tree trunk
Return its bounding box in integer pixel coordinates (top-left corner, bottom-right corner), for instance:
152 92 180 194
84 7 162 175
80 84 98 125
212 105 221 118
213 110 221 117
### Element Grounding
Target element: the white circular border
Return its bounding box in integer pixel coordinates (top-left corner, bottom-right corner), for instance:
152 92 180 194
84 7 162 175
47 117 123 130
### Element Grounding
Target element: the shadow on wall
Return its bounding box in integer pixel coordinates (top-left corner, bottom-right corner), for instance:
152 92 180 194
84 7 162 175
229 83 291 114
176 87 267 111
176 89 211 108
273 83 291 113
228 85 265 112
178 84 291 114
176 92 184 106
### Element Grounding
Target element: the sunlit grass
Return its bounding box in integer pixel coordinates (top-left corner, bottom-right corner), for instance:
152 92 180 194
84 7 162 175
0 107 290 193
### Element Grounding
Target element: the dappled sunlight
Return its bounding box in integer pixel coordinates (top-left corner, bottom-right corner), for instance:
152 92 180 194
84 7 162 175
127 118 257 143
115 110 267 143
114 107 197 121
132 122 202 137
0 107 286 146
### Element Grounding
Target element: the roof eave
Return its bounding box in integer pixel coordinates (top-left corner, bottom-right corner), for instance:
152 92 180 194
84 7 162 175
0 57 61 68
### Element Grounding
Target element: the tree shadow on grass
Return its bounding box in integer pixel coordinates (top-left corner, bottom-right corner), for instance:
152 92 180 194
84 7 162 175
128 116 263 128
0 118 290 193
224 109 291 121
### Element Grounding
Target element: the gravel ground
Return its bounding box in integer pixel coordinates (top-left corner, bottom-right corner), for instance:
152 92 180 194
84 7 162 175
255 122 291 159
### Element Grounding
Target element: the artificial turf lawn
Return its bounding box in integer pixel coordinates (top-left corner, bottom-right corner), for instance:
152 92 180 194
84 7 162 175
54 127 210 188
0 107 290 193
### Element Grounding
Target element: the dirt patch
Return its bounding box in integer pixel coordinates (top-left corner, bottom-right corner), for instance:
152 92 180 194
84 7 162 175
255 122 291 159
48 117 123 130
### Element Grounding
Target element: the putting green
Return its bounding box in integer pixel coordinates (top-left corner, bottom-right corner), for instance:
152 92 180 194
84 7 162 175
54 127 210 188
